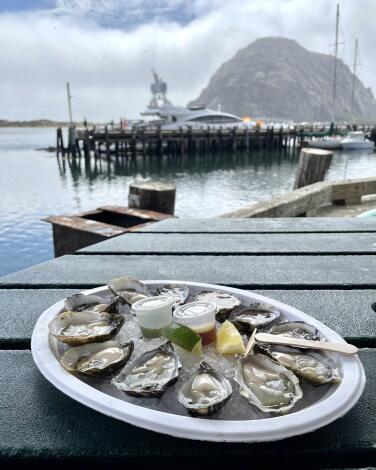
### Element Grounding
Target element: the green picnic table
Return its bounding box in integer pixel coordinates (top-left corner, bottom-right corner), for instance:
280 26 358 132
1 217 376 468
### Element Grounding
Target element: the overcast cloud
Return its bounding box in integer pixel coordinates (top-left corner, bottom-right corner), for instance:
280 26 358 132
1 0 375 121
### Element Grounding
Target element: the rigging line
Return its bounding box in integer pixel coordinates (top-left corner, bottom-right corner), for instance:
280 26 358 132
350 38 361 121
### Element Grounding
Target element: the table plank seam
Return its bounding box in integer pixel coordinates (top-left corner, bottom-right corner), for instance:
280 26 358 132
0 339 30 350
136 230 376 234
2 283 376 290
75 251 376 256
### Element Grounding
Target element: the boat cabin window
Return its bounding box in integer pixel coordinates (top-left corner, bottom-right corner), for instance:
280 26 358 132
187 115 241 124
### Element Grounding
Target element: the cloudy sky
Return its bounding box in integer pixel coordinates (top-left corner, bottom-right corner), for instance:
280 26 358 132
1 0 375 121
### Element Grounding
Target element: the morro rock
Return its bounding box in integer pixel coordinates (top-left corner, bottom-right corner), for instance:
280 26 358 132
189 37 376 122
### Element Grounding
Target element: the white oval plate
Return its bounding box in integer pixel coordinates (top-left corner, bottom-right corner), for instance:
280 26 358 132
31 280 366 442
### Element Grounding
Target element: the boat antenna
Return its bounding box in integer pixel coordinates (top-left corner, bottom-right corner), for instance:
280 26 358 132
66 81 73 125
350 38 360 122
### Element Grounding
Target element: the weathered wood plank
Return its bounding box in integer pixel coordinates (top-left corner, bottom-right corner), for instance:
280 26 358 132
0 289 79 347
1 289 375 346
0 254 375 288
0 349 373 467
78 232 376 255
138 218 376 233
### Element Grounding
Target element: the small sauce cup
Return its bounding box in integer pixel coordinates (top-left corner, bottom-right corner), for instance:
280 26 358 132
132 295 173 338
173 301 217 345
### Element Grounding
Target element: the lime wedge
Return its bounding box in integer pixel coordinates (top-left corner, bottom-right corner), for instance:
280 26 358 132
162 322 202 355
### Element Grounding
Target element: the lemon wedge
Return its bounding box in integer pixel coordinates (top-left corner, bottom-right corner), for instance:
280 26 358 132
216 320 245 354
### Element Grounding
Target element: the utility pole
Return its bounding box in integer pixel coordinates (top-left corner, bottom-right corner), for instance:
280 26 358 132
350 38 359 121
66 81 73 125
332 3 340 122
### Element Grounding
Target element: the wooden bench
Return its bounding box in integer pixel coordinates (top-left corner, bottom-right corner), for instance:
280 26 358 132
1 218 376 468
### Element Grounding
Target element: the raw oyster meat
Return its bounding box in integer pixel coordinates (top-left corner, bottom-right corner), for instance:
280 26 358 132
265 321 322 342
262 345 341 385
235 352 302 414
230 303 280 334
112 342 181 397
108 276 151 305
157 284 190 308
49 310 124 346
178 361 232 416
194 291 240 322
64 293 110 313
60 340 134 376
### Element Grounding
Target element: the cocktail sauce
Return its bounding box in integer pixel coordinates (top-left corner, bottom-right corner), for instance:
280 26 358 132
173 300 218 346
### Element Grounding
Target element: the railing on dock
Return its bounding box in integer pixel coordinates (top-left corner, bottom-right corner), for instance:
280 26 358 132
220 177 376 218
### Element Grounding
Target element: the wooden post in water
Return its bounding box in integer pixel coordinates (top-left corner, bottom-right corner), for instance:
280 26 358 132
105 126 110 158
83 128 90 159
293 148 333 189
56 128 65 156
128 181 176 215
67 126 76 157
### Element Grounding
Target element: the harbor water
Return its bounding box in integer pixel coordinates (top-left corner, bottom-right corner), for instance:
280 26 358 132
1 127 376 277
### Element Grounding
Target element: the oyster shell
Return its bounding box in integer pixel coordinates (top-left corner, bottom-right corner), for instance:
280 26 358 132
60 340 134 376
178 361 232 416
265 321 322 342
64 293 110 313
49 310 124 346
157 284 190 308
194 291 241 322
262 345 341 385
108 276 152 305
234 352 302 414
230 303 280 334
112 342 181 397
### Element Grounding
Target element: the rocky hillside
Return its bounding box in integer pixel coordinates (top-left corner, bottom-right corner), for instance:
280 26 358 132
189 37 376 122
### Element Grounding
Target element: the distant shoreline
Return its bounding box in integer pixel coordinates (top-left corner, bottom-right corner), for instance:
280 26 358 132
0 120 94 128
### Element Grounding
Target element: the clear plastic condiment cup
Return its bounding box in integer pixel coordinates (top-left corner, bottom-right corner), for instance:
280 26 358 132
132 295 173 338
173 300 217 345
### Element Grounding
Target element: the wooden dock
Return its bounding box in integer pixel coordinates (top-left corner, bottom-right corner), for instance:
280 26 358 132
56 124 376 159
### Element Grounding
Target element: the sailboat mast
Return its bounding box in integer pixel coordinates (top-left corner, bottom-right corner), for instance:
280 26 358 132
350 38 359 121
332 3 340 121
66 82 73 125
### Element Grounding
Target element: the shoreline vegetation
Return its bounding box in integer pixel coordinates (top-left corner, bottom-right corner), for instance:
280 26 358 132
0 119 89 128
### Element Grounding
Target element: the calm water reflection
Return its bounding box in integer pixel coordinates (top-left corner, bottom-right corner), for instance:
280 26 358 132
1 127 376 276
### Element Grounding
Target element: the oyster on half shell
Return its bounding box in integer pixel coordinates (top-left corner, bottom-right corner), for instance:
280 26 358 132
49 310 124 346
157 284 190 308
178 361 232 416
261 345 342 385
265 321 323 343
194 291 241 322
235 352 302 414
108 276 152 305
230 303 280 334
112 342 181 397
64 293 111 313
60 340 134 376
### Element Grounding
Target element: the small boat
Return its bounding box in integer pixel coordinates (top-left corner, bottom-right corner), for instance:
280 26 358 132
341 131 374 150
305 136 343 150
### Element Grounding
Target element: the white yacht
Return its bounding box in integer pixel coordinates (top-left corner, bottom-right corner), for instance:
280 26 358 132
341 131 374 150
141 104 250 130
139 70 252 130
